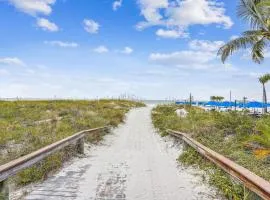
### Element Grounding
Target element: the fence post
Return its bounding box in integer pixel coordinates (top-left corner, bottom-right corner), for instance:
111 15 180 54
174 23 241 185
77 137 84 154
0 180 9 200
105 127 110 133
182 141 188 150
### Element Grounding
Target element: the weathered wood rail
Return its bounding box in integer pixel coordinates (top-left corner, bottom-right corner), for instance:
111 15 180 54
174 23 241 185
0 126 109 199
167 129 270 200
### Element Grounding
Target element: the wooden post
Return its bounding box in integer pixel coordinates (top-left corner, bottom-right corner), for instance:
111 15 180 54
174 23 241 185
77 138 84 154
104 127 110 133
182 141 188 150
0 180 9 200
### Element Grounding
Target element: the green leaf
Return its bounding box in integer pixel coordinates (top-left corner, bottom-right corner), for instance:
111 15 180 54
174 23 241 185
217 35 257 63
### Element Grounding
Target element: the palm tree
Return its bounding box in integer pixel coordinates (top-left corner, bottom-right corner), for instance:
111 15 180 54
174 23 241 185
217 96 225 102
218 0 270 63
259 74 270 113
210 96 217 101
210 96 224 101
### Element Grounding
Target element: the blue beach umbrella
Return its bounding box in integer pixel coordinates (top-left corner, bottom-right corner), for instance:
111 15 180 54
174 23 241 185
246 101 264 108
238 103 246 108
176 101 196 105
204 101 221 107
198 101 205 106
175 101 185 105
220 101 234 108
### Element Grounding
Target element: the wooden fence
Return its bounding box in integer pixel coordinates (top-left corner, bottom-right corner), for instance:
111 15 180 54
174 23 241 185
0 126 109 199
167 129 270 200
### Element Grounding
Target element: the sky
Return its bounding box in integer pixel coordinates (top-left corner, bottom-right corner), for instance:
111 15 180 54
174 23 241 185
0 0 269 100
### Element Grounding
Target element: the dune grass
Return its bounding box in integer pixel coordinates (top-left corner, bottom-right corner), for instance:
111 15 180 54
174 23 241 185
152 104 270 199
0 99 144 189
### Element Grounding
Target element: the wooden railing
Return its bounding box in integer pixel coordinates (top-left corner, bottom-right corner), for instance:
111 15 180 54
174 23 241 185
0 126 109 199
167 129 270 200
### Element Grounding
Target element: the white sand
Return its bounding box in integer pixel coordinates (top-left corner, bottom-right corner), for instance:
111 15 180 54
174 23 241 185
22 106 222 200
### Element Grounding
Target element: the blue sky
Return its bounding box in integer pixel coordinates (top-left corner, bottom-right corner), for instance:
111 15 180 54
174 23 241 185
0 0 269 100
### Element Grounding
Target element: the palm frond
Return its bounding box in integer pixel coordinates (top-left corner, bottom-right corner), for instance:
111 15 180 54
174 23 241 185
243 30 270 39
258 0 270 7
243 30 264 36
259 73 270 84
237 0 268 30
251 38 266 63
218 0 270 64
217 36 258 63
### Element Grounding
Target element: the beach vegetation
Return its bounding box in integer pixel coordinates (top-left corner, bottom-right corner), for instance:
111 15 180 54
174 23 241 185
152 104 270 198
0 99 144 188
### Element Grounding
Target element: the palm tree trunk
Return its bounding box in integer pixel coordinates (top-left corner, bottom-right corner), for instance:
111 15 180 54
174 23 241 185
265 84 268 113
263 84 267 113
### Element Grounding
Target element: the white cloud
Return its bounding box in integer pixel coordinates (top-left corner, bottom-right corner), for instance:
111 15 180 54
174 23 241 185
0 57 26 66
138 0 169 23
189 39 225 52
156 28 188 39
83 19 99 34
113 0 123 11
44 41 79 48
93 46 109 53
137 0 233 36
37 18 59 32
120 47 133 54
8 0 56 16
232 71 264 79
148 39 230 70
166 0 233 29
248 72 263 78
149 50 215 68
150 51 239 71
7 0 58 31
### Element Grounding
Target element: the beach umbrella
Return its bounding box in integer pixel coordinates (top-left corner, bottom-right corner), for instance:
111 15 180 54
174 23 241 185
198 101 205 106
204 101 221 107
175 101 185 105
238 103 246 108
246 101 264 108
176 101 196 105
220 101 234 108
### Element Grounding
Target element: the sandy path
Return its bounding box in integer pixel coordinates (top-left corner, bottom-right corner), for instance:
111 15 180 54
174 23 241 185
22 106 220 200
